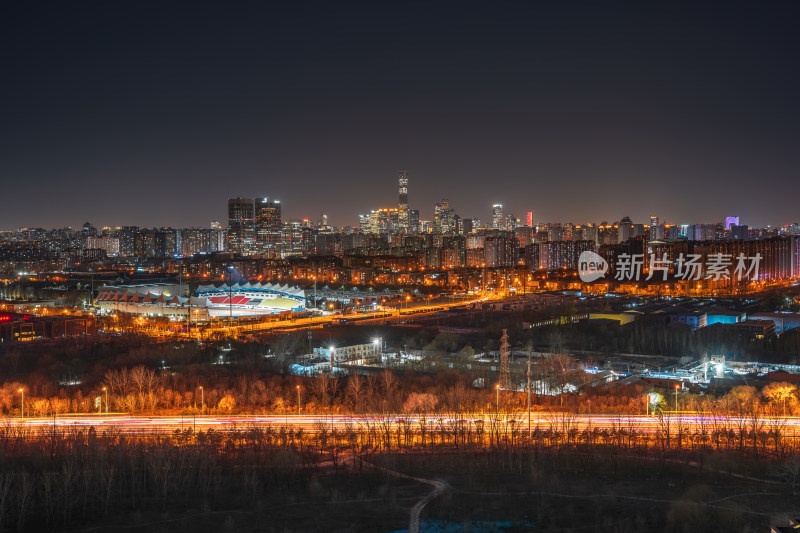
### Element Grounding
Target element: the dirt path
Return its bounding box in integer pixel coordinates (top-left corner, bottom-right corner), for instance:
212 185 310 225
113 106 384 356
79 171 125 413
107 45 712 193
364 461 449 533
407 477 448 533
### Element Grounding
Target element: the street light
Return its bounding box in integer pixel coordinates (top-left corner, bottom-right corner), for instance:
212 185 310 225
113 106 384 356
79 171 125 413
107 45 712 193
199 386 204 414
373 337 381 358
674 383 680 412
228 265 234 320
18 388 24 419
102 386 108 414
495 383 500 415
296 385 301 415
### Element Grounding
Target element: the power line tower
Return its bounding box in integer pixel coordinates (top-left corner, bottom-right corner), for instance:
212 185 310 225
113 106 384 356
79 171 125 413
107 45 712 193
500 329 510 390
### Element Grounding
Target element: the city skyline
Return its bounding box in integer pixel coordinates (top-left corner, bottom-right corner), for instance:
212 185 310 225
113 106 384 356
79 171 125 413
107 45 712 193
5 209 800 233
2 3 799 229
2 181 798 233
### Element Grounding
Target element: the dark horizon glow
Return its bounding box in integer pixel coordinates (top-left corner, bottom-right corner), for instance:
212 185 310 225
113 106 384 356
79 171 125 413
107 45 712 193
2 3 799 229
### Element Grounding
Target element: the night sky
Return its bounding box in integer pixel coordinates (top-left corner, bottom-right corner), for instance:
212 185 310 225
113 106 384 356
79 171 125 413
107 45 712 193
2 2 798 230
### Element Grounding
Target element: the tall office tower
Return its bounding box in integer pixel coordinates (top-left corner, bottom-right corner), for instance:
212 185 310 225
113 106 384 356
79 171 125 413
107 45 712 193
255 198 282 256
505 214 518 231
492 204 503 229
409 209 420 234
434 199 456 234
279 220 304 257
725 216 740 231
358 214 370 233
227 198 256 255
398 171 409 231
618 216 633 242
649 216 659 239
388 210 401 233
434 199 449 220
650 216 659 227
526 211 533 227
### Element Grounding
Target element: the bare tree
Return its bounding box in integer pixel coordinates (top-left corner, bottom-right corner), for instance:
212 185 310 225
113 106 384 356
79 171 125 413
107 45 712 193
347 374 363 411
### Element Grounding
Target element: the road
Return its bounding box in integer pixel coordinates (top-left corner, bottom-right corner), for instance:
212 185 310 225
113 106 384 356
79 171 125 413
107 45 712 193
3 413 799 436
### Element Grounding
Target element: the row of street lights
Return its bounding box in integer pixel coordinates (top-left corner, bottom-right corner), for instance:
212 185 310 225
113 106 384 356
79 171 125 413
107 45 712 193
13 380 309 419
14 380 678 419
16 386 110 418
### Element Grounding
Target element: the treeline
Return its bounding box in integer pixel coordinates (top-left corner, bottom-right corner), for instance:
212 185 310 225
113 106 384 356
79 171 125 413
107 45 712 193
4 362 800 420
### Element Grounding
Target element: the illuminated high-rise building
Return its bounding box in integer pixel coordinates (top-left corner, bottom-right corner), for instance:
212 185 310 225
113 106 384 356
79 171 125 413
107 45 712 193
649 216 659 240
255 198 282 256
398 171 409 231
227 198 256 255
409 209 420 234
526 211 533 227
492 204 503 229
434 199 456 234
363 208 399 234
725 216 740 231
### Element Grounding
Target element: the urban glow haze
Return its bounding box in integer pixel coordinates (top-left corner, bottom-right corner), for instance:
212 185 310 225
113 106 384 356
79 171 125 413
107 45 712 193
2 2 799 228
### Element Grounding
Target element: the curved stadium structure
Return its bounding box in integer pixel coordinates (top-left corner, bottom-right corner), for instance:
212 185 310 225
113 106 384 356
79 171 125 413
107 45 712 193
96 282 307 318
195 281 307 317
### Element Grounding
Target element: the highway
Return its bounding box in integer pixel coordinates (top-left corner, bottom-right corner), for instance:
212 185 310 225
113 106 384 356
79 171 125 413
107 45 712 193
3 413 799 436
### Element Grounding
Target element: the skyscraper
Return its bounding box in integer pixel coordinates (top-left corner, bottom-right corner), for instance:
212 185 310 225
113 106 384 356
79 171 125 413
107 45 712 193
649 216 659 240
725 216 740 231
434 199 456 234
255 198 282 256
492 204 503 229
227 198 256 255
398 171 409 232
409 209 420 234
618 216 633 243
526 211 533 227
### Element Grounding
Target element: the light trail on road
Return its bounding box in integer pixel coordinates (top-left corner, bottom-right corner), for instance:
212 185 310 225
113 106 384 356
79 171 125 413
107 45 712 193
3 413 799 437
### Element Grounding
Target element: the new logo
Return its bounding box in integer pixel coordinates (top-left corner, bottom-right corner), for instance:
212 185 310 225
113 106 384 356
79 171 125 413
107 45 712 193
578 251 609 283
